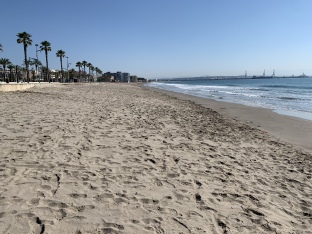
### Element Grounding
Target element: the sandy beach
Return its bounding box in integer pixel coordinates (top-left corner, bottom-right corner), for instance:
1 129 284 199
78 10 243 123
0 83 311 233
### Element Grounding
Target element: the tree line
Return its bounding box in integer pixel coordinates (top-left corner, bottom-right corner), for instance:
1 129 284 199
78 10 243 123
0 32 102 83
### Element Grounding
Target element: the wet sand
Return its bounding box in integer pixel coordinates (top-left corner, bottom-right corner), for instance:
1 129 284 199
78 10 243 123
0 83 311 233
146 86 312 153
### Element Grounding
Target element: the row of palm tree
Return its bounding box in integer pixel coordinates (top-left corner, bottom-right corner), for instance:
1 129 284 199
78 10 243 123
75 61 102 82
0 58 27 83
1 31 102 83
15 32 51 83
0 58 11 82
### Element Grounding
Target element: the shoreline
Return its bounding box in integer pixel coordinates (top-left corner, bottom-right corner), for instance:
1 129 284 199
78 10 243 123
145 85 312 153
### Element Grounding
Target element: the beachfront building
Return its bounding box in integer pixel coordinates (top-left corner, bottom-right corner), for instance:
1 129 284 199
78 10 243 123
50 69 57 82
130 75 138 82
112 72 121 82
99 72 114 82
108 72 131 82
138 77 148 82
122 73 130 82
113 72 130 82
97 71 143 83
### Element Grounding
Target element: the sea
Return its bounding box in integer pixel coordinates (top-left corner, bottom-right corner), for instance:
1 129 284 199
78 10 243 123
146 77 312 121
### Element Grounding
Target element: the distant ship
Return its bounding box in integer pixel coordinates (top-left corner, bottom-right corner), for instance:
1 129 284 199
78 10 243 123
297 73 308 78
252 70 308 79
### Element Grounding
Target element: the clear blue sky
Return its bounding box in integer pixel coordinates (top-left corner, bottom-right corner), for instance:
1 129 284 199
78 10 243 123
1 0 312 78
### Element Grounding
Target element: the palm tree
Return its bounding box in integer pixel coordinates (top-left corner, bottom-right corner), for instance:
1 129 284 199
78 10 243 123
86 62 92 82
56 50 66 82
16 32 32 82
82 60 88 82
69 68 76 81
76 61 82 82
31 69 36 81
28 58 35 69
95 67 102 82
91 66 96 82
7 64 15 82
94 67 99 82
32 58 42 81
40 41 51 82
15 65 21 83
89 65 94 82
98 68 103 76
0 58 12 83
95 67 99 77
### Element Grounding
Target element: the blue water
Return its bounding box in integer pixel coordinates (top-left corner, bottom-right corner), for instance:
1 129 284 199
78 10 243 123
146 78 312 121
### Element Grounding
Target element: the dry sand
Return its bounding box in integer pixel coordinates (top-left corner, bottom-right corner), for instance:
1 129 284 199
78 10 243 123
0 83 311 234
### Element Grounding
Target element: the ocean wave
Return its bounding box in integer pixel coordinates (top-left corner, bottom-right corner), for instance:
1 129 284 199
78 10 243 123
278 97 308 101
261 85 312 90
149 83 243 91
146 79 312 119
249 88 270 92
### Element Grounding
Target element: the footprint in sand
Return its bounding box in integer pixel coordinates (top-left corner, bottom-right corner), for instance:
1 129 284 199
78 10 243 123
101 220 124 232
69 193 87 199
75 205 95 213
27 198 40 206
94 193 115 203
0 212 6 218
40 184 52 190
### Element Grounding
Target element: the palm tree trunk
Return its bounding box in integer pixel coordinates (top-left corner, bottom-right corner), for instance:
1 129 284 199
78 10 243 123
60 57 63 83
45 52 49 82
9 69 12 82
15 65 18 83
24 44 29 83
83 66 86 82
4 65 7 83
79 67 81 82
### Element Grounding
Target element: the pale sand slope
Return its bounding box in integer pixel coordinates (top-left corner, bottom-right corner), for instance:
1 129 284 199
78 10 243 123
0 83 311 234
147 87 312 153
